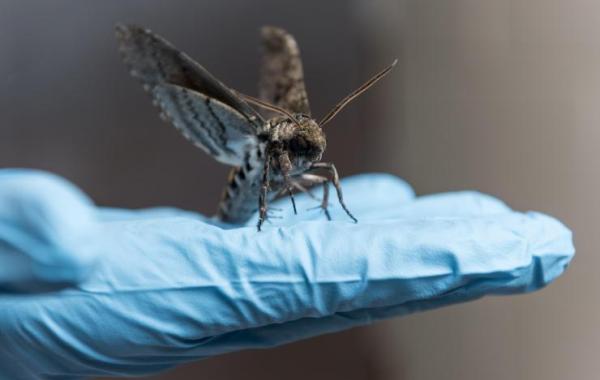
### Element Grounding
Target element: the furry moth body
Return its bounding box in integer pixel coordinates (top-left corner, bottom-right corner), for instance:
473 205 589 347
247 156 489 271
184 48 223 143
116 24 396 230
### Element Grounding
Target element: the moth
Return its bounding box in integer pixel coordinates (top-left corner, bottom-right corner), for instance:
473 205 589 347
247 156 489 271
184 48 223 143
115 24 396 230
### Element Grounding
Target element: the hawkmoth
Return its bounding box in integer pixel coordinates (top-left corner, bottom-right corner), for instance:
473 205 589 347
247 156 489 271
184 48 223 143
115 24 396 230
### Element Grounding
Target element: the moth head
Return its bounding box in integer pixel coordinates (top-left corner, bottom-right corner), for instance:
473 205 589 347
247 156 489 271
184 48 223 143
287 116 326 162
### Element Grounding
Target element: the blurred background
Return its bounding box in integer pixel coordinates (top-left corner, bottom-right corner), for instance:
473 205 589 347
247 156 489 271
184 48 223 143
0 1 593 379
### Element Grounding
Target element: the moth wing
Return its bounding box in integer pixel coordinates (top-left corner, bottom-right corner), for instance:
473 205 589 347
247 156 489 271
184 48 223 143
259 26 311 116
115 24 263 127
153 84 258 166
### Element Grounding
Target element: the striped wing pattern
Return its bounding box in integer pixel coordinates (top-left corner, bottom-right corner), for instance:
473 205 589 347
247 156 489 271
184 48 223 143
154 84 258 165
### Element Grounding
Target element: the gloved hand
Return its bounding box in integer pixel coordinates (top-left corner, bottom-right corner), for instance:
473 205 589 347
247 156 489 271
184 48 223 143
0 169 574 379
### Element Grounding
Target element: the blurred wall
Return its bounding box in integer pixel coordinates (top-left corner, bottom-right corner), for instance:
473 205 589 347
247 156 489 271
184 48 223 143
359 1 595 379
1 1 594 380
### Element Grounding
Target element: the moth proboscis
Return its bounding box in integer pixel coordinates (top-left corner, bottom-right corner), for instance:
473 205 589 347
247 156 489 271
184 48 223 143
115 24 396 230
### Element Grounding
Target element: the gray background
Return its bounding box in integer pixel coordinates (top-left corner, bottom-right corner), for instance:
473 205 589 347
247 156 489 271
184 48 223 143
0 1 592 379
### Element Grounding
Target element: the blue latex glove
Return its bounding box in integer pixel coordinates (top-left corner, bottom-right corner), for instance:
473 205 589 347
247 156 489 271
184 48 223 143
0 169 574 379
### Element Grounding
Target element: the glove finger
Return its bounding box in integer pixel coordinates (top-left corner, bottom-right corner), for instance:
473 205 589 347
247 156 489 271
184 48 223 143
0 169 100 292
179 211 574 354
219 210 573 330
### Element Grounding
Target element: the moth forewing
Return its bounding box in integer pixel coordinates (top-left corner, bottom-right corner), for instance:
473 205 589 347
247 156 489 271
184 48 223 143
259 26 311 116
116 23 396 231
115 24 264 126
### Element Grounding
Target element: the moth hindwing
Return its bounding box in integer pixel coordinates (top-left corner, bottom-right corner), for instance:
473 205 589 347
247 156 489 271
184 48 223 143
116 24 396 230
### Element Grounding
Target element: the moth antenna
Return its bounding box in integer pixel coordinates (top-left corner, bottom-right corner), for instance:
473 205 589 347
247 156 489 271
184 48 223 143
319 59 398 128
238 92 302 128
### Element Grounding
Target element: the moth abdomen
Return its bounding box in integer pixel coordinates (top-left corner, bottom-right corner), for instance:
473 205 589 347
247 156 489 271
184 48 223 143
217 148 264 224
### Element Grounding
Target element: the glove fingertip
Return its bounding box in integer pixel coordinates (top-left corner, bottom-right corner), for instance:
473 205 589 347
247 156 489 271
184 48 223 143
0 169 100 291
524 212 575 289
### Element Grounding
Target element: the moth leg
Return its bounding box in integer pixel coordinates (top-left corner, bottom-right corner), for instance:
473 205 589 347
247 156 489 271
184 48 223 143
278 152 298 215
300 173 331 221
274 183 297 214
291 181 319 201
310 163 358 223
288 188 298 214
272 178 318 201
257 153 271 231
319 178 331 221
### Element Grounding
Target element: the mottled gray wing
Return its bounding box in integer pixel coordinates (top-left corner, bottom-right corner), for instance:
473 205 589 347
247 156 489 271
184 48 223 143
153 84 258 166
259 26 311 116
115 24 263 127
